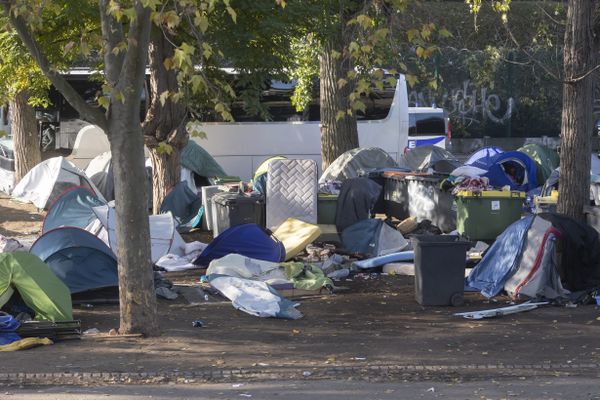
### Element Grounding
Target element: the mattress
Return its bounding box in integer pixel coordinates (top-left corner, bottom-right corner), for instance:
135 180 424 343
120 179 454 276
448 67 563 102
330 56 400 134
273 218 321 260
266 159 317 229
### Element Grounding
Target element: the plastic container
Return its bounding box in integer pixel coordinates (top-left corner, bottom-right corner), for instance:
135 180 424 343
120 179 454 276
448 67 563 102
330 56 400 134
384 175 409 220
534 190 558 214
455 190 525 241
317 194 338 225
406 176 456 233
211 192 265 236
412 235 471 306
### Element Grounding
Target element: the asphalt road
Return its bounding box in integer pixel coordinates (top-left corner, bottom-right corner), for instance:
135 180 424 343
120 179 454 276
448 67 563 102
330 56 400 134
3 377 600 400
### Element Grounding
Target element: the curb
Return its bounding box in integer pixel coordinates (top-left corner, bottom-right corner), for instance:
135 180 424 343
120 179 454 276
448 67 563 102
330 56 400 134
1 363 599 386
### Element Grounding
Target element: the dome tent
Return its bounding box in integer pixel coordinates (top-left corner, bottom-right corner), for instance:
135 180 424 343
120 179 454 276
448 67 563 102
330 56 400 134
470 151 538 192
30 227 118 294
319 147 397 184
43 187 106 234
465 146 504 166
12 157 105 209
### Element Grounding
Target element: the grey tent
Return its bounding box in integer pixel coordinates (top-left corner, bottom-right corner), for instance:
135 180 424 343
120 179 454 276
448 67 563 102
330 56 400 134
402 145 461 174
319 147 398 184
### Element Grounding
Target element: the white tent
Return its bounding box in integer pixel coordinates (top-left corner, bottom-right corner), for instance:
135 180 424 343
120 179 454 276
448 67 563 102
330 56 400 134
85 152 114 201
68 125 110 169
91 205 185 263
11 157 105 209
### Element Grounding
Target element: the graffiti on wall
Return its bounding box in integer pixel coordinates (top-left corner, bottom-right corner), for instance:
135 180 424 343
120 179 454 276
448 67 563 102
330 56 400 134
409 80 514 125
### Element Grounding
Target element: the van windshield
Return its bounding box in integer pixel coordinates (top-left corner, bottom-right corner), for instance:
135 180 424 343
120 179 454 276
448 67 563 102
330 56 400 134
409 113 445 136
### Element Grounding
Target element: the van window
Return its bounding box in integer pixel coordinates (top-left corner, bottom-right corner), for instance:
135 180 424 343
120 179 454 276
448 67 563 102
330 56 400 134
409 113 445 136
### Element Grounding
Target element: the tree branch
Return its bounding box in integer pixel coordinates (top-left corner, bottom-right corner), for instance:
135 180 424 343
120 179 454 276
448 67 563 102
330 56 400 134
118 0 152 115
2 2 108 132
503 23 562 82
99 0 125 86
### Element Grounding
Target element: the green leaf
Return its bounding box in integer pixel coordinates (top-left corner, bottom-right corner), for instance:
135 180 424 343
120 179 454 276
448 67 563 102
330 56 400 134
159 90 170 106
157 141 174 155
226 6 237 23
335 111 345 121
337 78 348 89
405 74 419 87
351 100 366 113
407 28 420 42
438 28 452 38
355 14 372 29
97 96 110 109
195 12 209 33
140 0 162 11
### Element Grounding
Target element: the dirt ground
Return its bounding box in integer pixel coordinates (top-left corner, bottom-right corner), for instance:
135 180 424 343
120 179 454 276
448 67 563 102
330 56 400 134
1 195 600 382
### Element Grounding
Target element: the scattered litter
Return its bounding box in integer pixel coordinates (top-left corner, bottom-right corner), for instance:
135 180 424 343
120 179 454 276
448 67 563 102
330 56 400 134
83 328 100 335
454 301 549 320
232 384 244 388
192 320 204 328
350 357 366 361
426 387 435 393
239 394 252 398
108 328 118 336
302 371 312 377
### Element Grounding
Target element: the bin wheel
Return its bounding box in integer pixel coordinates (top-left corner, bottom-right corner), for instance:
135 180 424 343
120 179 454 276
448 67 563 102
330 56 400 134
450 293 464 307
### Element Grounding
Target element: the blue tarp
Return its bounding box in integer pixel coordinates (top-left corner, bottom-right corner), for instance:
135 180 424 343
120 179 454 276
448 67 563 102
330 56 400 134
465 146 504 166
193 224 285 267
0 313 20 345
43 187 106 234
160 182 203 232
30 227 118 294
466 215 534 298
470 151 538 191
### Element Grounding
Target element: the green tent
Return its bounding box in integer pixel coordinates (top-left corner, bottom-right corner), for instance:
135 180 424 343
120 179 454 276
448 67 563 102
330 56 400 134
180 141 227 179
0 252 73 321
518 144 560 185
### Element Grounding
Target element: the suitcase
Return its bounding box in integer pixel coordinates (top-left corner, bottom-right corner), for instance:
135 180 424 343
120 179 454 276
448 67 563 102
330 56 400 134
211 192 266 237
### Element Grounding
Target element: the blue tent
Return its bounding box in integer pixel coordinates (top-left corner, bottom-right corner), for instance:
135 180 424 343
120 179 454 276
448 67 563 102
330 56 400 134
471 151 538 191
43 187 106 234
159 182 203 232
466 216 534 298
465 146 504 166
193 224 285 267
30 227 118 294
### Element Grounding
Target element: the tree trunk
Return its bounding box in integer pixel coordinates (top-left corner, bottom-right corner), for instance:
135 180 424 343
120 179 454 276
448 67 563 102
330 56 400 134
143 28 188 214
10 91 40 182
319 33 358 172
556 0 595 222
109 106 158 336
148 149 180 212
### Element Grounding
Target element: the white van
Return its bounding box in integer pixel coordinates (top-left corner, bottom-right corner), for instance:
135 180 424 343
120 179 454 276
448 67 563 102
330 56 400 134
188 75 409 180
406 107 451 150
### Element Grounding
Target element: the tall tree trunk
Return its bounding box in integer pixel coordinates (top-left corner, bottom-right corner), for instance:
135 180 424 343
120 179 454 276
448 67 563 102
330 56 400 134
143 28 188 214
10 91 40 182
319 33 358 172
106 1 157 336
109 107 158 336
557 0 595 222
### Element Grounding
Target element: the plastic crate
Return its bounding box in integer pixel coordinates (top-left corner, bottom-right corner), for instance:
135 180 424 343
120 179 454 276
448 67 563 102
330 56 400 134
455 190 525 241
211 192 265 237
